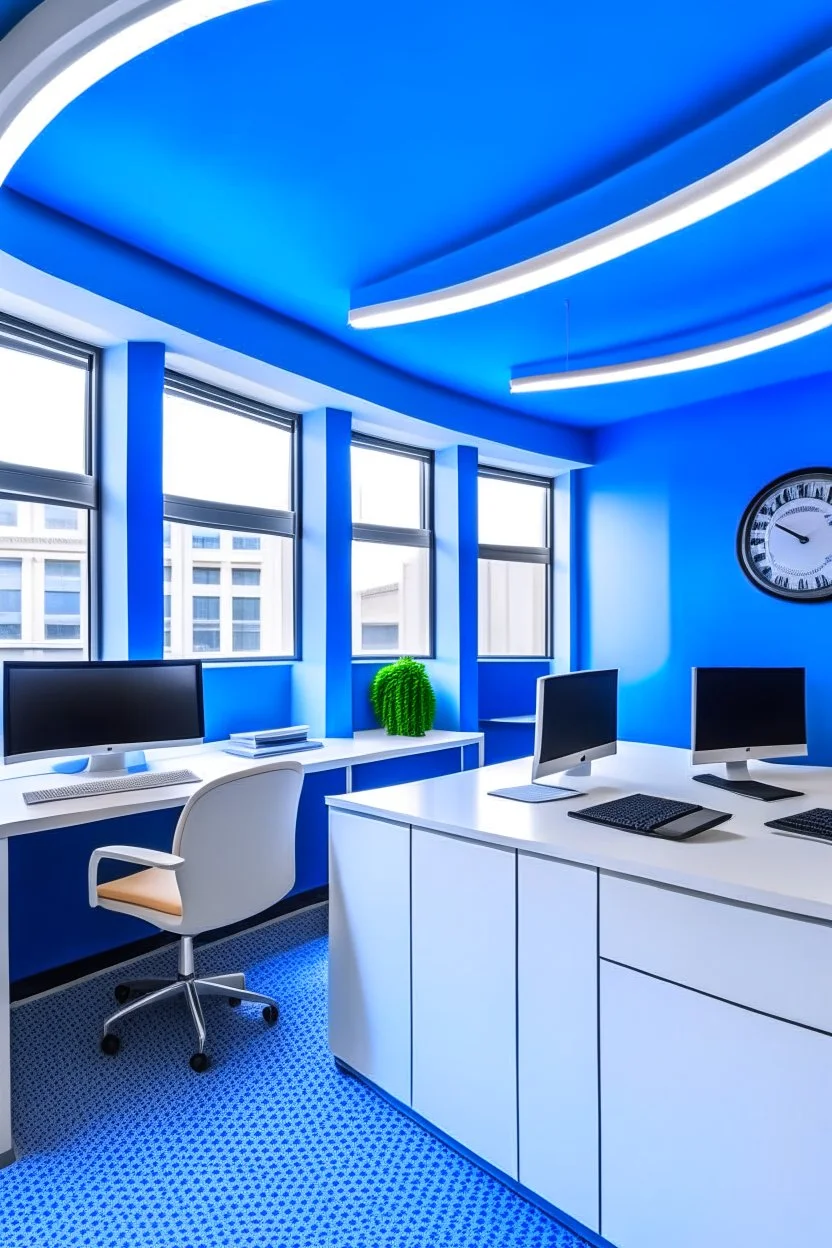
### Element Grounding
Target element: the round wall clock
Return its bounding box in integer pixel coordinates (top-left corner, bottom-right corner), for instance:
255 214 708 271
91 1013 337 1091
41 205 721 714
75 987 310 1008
737 468 832 601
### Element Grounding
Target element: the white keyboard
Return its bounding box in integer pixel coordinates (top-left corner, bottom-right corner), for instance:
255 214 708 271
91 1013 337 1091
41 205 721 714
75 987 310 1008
23 769 201 806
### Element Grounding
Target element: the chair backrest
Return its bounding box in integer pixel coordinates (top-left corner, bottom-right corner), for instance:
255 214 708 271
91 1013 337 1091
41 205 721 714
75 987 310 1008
171 760 303 933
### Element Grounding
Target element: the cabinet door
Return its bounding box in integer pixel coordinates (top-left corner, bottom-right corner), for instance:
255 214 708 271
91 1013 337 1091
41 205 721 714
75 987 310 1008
518 854 598 1231
411 828 517 1177
0 841 10 1162
328 811 411 1105
601 960 832 1248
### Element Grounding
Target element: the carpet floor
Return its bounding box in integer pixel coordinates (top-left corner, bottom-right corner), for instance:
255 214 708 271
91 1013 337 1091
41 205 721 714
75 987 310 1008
0 905 589 1247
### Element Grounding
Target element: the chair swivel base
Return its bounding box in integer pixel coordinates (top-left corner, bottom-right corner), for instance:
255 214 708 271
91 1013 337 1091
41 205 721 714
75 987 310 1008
100 937 278 1072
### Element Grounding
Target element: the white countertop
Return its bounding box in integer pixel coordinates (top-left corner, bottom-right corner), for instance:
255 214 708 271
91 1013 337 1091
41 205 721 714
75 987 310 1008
327 741 832 924
0 729 482 839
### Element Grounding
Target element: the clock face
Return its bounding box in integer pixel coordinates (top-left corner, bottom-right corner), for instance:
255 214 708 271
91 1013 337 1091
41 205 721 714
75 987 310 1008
738 469 832 601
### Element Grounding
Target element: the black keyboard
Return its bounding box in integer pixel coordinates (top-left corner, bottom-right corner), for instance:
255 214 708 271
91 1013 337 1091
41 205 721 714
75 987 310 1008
569 793 731 840
765 808 832 842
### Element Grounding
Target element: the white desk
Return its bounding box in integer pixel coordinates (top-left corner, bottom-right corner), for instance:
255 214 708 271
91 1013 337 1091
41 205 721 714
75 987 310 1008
0 728 482 1167
327 742 832 1248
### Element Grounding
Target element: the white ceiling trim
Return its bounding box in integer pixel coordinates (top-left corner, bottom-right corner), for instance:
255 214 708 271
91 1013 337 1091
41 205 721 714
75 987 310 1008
510 299 832 392
0 0 268 185
349 100 832 329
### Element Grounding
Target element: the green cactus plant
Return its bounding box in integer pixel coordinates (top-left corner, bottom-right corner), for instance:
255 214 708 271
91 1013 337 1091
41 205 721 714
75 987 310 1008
370 657 436 737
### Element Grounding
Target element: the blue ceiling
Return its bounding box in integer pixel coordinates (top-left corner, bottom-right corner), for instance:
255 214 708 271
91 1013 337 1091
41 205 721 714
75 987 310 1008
2 0 831 428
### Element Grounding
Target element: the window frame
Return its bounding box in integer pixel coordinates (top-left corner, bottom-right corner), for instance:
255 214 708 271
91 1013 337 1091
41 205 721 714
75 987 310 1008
162 371 300 662
351 433 434 660
477 465 554 660
0 313 99 658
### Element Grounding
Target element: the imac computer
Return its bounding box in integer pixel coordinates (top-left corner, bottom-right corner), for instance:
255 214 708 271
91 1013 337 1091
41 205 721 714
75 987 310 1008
490 669 618 803
691 666 806 801
3 659 204 775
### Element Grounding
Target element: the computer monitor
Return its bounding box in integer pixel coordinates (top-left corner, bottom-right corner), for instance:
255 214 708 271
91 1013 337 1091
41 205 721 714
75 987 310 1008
691 667 806 796
532 669 618 782
3 659 204 772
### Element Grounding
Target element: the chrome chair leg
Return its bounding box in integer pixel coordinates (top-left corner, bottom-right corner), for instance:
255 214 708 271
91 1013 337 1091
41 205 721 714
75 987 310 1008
184 981 207 1053
194 979 277 1010
196 972 246 996
103 981 185 1036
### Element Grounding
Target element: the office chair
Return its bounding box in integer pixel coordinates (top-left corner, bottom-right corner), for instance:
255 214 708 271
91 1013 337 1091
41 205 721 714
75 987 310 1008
88 759 304 1072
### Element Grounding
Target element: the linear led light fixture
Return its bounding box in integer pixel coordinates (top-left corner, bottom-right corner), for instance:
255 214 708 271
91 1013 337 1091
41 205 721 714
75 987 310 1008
349 100 832 330
0 0 269 187
509 300 832 393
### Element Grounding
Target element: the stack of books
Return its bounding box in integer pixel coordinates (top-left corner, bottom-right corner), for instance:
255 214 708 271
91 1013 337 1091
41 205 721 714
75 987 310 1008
223 725 323 759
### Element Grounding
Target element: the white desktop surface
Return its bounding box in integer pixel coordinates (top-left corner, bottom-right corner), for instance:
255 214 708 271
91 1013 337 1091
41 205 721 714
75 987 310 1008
327 740 832 924
0 729 483 840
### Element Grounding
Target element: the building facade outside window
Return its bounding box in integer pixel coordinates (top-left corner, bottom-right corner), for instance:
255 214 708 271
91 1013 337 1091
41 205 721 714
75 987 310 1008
478 468 553 657
0 316 96 660
351 436 433 657
162 374 297 660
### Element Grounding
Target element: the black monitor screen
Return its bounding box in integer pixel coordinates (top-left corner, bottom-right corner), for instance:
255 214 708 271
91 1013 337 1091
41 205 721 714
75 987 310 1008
693 667 806 752
539 670 618 765
3 661 204 761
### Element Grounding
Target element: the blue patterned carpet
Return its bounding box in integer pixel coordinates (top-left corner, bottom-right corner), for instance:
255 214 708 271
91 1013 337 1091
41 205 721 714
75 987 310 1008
0 906 588 1248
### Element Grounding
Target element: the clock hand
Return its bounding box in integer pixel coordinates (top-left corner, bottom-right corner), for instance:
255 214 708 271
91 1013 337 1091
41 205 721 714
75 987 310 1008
774 523 810 545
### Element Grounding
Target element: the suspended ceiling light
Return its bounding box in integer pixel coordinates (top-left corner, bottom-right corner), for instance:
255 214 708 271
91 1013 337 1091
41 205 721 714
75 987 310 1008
509 300 832 393
0 0 268 186
349 100 832 330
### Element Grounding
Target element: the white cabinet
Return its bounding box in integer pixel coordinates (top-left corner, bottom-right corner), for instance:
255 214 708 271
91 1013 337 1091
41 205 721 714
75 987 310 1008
411 827 517 1177
601 959 832 1248
0 842 10 1163
328 811 411 1105
518 854 598 1231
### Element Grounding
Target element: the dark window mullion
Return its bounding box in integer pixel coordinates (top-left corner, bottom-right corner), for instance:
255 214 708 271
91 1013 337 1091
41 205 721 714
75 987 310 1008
478 543 550 564
353 522 431 548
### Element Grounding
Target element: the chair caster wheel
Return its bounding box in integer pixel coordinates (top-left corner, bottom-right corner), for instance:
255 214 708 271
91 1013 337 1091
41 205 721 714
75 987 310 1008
189 1052 210 1073
101 1033 121 1056
227 997 241 1008
114 984 130 1005
263 1005 278 1026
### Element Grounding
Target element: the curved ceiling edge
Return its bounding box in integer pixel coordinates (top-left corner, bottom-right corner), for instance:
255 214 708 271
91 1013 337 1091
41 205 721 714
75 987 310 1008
510 300 832 392
349 50 832 329
0 0 268 186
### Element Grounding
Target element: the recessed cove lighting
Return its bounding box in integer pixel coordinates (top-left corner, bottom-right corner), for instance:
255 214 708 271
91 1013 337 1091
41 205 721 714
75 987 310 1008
349 100 832 329
0 0 269 186
509 300 832 393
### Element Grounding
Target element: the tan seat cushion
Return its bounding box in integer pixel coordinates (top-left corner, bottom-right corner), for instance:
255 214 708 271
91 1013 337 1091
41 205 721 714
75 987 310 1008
97 867 183 917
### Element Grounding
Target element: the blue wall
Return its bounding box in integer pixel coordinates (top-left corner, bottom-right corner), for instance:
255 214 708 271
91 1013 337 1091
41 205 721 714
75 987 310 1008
202 663 293 741
478 660 550 764
578 371 832 763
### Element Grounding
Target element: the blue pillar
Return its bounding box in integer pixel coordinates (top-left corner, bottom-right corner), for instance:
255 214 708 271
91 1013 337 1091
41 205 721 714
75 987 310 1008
293 407 353 738
99 342 165 659
431 444 479 730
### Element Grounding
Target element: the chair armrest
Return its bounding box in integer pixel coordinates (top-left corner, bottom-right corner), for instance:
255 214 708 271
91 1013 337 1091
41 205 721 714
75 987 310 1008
88 845 184 908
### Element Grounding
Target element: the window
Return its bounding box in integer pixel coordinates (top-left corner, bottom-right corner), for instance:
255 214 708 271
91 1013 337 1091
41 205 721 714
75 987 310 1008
232 568 260 587
163 593 171 652
232 596 261 652
163 374 297 659
351 437 432 657
191 529 220 550
192 595 220 652
44 559 82 640
478 469 552 657
0 559 22 639
163 564 172 584
43 505 78 531
0 316 96 659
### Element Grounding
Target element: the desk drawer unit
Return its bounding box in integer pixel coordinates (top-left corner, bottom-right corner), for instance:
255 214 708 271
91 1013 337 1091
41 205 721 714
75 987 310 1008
600 872 832 1033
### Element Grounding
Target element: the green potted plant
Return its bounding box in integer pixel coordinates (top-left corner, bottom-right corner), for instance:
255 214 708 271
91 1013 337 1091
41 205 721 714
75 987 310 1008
370 657 436 737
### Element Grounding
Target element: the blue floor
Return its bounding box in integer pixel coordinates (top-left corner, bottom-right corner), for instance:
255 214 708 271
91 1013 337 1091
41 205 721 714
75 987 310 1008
0 906 589 1248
